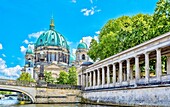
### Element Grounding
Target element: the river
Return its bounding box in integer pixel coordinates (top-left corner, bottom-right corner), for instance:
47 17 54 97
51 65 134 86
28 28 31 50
0 97 126 107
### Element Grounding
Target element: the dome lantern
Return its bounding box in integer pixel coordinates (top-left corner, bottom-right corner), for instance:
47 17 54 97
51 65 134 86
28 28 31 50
50 16 55 30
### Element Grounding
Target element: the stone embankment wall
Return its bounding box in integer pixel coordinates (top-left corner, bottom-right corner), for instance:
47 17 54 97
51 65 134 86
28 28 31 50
36 88 81 104
82 86 170 106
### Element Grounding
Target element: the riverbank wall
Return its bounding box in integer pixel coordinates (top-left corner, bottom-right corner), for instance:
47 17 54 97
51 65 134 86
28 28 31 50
36 87 81 104
82 85 170 106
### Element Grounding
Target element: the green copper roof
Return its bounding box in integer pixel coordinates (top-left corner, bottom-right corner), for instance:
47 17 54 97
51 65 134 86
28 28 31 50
35 18 69 50
26 48 33 54
77 42 88 49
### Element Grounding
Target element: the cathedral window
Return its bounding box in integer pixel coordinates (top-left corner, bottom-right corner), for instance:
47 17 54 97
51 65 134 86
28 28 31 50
82 54 85 60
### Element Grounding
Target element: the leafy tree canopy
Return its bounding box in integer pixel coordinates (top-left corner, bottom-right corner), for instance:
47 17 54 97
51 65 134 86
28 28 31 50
68 66 78 85
88 0 170 61
57 70 69 84
17 72 35 82
44 71 55 84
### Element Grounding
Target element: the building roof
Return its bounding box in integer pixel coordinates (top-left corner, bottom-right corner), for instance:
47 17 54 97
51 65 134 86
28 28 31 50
77 39 88 49
35 18 69 50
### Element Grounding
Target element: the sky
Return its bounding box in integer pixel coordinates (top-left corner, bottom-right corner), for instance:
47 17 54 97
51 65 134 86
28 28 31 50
0 0 158 79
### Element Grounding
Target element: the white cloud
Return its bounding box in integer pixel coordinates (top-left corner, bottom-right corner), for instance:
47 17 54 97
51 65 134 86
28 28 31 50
2 54 6 57
0 58 22 79
28 31 44 39
29 44 34 50
20 46 27 53
0 58 6 69
81 36 93 48
71 0 76 3
94 35 99 42
0 43 3 50
81 6 101 16
80 35 99 48
72 48 77 57
67 41 72 45
95 31 100 35
23 39 32 44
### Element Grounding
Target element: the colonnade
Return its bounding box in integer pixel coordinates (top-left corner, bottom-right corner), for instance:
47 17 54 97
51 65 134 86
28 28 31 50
35 52 69 64
79 47 170 89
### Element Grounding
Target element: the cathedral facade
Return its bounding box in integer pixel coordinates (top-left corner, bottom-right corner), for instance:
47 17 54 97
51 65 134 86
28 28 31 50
21 18 89 80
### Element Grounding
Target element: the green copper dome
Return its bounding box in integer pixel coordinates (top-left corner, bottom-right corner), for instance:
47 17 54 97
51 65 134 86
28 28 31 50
26 48 33 54
35 18 69 50
77 40 88 49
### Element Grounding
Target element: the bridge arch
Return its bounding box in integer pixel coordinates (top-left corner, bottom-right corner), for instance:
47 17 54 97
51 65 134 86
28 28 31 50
0 85 36 103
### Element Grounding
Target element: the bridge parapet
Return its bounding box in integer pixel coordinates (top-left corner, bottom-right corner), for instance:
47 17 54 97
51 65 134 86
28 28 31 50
0 79 36 87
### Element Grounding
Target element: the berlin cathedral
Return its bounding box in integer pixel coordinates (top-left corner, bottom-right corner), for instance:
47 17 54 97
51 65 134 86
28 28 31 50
21 18 90 80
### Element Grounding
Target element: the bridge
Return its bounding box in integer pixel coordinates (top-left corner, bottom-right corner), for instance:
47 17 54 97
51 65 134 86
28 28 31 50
0 79 81 104
78 32 170 106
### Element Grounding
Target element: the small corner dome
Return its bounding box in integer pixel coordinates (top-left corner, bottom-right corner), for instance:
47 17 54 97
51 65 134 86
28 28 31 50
26 48 33 54
77 42 88 49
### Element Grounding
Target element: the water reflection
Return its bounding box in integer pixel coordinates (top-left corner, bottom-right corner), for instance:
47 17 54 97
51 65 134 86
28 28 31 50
0 96 19 106
11 104 113 107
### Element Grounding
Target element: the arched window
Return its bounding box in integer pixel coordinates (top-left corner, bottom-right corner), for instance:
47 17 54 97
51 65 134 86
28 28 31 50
82 54 85 60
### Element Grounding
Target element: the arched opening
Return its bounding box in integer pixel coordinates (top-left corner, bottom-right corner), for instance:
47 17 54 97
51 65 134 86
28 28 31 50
0 86 35 103
82 54 85 60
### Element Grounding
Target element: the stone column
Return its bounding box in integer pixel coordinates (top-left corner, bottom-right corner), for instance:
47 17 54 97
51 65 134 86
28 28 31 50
86 73 88 87
93 70 96 86
130 66 133 79
145 52 150 82
127 59 130 81
81 73 83 86
97 69 100 86
135 56 140 80
156 48 162 79
119 61 123 83
167 55 170 74
102 67 105 86
107 65 110 85
89 71 92 87
78 75 81 85
48 53 50 62
113 63 116 85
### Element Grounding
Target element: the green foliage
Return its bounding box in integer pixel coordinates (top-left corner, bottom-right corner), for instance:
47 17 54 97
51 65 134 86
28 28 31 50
44 71 55 84
0 91 12 95
56 66 78 85
57 71 69 84
88 0 170 62
17 72 35 82
68 66 78 85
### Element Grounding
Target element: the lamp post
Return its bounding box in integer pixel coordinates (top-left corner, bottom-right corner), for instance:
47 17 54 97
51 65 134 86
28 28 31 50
37 51 47 86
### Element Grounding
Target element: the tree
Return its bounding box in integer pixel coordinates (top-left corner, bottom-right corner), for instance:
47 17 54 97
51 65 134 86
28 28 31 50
57 71 69 84
68 66 77 85
17 72 35 82
88 0 170 61
44 71 55 84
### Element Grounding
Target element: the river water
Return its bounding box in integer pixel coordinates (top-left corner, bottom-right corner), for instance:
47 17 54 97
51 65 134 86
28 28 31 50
0 97 125 107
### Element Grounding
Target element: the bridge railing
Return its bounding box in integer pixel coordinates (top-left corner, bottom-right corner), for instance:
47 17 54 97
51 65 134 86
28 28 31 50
0 79 36 87
0 79 82 90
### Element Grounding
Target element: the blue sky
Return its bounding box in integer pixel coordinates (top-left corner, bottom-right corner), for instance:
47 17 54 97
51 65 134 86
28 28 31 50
0 0 158 79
